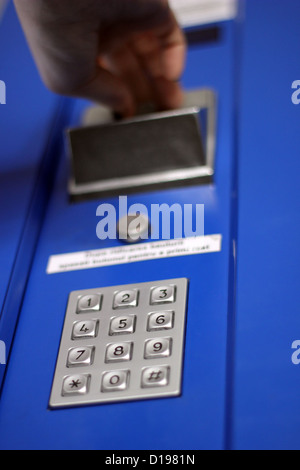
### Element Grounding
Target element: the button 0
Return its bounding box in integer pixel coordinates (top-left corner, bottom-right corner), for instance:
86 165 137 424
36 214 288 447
141 366 170 388
77 294 102 313
113 290 139 309
62 374 90 396
150 286 176 304
101 370 129 392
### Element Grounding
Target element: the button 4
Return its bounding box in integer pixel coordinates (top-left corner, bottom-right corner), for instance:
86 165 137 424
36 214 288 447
72 320 99 339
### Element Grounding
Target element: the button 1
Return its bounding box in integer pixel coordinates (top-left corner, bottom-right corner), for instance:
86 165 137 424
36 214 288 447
141 366 170 388
101 370 129 392
77 294 102 313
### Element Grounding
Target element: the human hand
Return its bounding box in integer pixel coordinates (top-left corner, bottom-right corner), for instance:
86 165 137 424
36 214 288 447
14 0 186 117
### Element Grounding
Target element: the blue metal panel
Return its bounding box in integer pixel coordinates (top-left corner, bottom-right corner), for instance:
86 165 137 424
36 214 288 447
230 0 300 450
1 0 299 450
0 20 237 449
0 4 66 388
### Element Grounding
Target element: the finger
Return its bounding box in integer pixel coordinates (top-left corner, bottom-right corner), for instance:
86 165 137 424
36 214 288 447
100 45 153 106
151 76 184 111
131 32 162 79
132 11 186 82
156 12 187 81
69 66 136 117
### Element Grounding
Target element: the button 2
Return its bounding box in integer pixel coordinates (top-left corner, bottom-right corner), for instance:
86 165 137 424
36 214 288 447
113 290 139 309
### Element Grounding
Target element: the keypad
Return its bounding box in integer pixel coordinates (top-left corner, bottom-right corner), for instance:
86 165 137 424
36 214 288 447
49 278 188 408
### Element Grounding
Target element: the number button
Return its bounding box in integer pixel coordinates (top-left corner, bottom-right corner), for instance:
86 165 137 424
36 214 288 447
109 315 136 336
141 366 170 388
144 338 172 359
101 370 129 392
105 342 133 363
113 290 139 309
150 286 176 305
72 320 99 339
67 347 95 367
77 294 102 313
147 311 174 332
62 374 90 396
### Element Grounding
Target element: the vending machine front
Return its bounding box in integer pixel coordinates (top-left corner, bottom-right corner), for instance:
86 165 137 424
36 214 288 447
0 0 299 451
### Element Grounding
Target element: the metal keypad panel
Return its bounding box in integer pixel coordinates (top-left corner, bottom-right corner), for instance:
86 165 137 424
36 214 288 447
49 278 188 408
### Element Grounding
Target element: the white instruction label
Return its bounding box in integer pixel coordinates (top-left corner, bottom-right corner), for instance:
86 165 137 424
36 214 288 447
170 0 237 27
47 235 222 275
